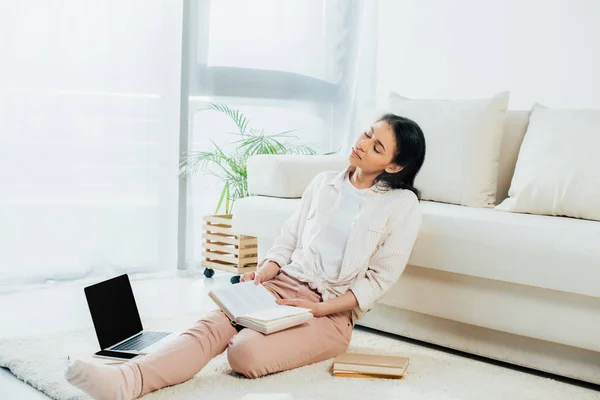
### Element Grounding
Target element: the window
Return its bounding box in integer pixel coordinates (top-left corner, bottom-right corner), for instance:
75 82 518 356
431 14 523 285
183 0 378 267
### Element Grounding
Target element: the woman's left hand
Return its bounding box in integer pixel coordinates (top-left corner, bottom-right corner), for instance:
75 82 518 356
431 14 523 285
276 298 326 318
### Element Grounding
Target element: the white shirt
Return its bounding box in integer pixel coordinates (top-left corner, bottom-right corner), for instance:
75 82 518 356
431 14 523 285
309 174 366 280
260 166 422 323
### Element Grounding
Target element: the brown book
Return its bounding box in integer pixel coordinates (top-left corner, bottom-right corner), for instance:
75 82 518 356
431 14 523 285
332 371 404 379
332 352 409 378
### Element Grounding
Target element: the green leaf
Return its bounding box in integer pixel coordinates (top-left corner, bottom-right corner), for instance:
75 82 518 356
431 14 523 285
248 128 265 136
286 144 317 155
215 184 228 215
270 128 299 139
179 151 224 178
181 104 318 212
225 184 231 215
207 103 250 135
209 141 239 176
245 136 285 156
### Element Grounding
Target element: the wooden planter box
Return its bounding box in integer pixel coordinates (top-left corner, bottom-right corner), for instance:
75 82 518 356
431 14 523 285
202 215 258 275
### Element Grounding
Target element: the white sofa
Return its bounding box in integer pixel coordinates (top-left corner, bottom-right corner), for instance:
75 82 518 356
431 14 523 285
232 111 600 385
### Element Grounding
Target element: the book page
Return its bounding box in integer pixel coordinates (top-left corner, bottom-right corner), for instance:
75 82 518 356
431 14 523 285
238 312 314 334
209 281 277 319
242 305 312 323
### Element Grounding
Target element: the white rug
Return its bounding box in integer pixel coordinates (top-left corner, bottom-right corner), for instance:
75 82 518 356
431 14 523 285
0 315 598 400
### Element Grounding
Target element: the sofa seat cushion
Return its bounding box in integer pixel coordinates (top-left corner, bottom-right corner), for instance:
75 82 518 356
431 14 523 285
234 197 600 298
413 201 600 298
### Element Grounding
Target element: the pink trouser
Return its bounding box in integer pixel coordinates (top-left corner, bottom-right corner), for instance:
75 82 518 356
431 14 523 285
130 271 354 397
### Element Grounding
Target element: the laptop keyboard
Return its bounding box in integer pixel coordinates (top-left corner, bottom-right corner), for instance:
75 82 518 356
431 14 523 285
112 331 170 351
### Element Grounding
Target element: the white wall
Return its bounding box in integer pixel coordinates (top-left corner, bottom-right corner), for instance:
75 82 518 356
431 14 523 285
376 0 600 110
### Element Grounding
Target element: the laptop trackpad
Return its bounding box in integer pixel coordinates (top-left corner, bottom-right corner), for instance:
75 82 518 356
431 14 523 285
141 332 180 354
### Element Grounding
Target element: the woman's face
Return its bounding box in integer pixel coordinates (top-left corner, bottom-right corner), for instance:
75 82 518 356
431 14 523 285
348 120 402 174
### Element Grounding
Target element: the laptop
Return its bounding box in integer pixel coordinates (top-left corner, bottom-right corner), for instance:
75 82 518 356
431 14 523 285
85 274 178 361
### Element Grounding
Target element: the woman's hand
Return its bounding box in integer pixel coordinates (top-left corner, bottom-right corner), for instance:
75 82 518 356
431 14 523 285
276 298 325 317
240 261 281 284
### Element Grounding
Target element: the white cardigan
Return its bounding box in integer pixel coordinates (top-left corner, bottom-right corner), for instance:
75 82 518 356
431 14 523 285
259 166 422 323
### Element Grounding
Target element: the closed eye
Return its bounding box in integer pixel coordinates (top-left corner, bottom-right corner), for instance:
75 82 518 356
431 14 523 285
365 129 383 153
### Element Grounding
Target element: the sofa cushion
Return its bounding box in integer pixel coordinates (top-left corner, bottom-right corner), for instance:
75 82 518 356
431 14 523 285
387 91 510 208
247 155 348 198
412 201 600 298
233 196 301 240
359 108 530 206
497 104 600 221
494 111 529 205
234 196 600 298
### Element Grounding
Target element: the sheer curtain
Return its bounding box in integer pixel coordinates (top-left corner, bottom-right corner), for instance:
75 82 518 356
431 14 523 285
0 1 182 287
184 0 379 267
208 0 346 84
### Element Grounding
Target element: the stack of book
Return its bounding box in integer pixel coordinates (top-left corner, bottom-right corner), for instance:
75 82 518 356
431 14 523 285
332 352 409 379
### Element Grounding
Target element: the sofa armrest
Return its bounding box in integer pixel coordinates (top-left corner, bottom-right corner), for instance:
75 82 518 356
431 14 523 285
247 154 348 198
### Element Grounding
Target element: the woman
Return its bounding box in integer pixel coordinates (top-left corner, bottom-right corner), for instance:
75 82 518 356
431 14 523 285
65 113 426 400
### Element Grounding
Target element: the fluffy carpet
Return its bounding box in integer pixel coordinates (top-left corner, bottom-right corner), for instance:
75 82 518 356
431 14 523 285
0 315 598 400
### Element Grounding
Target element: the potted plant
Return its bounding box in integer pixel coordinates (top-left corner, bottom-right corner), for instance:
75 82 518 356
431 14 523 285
179 104 317 282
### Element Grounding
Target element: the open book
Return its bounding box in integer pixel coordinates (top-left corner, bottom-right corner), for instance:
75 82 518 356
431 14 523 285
207 281 314 334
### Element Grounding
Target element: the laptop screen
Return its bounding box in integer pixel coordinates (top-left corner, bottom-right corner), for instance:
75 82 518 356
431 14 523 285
84 274 143 350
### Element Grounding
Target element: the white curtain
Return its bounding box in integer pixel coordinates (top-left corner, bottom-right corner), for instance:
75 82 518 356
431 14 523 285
0 1 182 287
193 0 379 153
208 0 348 85
186 0 379 267
332 0 380 153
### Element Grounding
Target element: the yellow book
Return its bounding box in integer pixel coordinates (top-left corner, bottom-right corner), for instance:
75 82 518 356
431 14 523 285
332 352 409 379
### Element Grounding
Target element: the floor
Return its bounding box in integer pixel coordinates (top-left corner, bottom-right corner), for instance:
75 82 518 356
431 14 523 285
0 269 226 399
0 270 598 399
